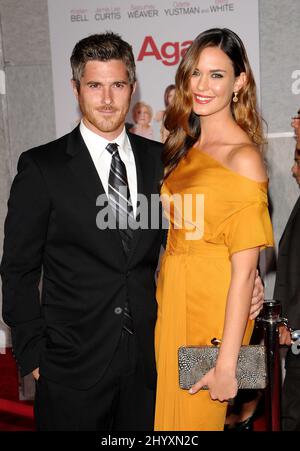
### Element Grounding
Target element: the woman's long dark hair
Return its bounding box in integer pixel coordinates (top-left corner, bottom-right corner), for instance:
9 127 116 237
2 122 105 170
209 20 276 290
162 28 264 182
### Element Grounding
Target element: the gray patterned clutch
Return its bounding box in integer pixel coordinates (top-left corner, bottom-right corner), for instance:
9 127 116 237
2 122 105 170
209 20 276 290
178 345 267 390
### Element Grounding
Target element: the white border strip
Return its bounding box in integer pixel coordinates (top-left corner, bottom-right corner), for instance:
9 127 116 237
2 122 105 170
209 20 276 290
267 132 294 138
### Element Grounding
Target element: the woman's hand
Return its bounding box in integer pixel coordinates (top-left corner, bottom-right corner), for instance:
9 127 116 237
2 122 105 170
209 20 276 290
189 367 238 402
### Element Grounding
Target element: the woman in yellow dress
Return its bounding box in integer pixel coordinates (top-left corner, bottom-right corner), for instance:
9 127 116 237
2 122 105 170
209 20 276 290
154 28 274 431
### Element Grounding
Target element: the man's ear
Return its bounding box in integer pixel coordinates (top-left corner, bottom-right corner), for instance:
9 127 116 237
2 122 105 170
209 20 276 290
71 79 79 99
234 72 247 92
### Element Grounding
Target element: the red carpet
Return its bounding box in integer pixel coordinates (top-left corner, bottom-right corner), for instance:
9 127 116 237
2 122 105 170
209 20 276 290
0 400 35 431
0 348 269 431
0 348 35 431
0 398 34 418
0 349 19 400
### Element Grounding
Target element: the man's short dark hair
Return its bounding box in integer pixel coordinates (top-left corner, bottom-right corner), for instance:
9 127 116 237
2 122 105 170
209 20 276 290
70 32 136 88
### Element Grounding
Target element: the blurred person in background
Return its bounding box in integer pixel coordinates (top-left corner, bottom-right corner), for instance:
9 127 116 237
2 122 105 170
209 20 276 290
154 84 175 143
274 108 300 431
130 101 154 139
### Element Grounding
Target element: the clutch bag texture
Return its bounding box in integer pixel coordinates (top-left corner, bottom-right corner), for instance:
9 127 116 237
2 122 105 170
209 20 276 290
178 345 267 390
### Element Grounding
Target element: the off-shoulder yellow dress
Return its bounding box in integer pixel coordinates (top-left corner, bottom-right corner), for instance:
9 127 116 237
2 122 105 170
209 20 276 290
154 147 274 431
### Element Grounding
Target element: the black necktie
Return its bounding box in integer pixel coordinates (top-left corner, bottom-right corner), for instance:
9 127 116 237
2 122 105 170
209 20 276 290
106 142 134 334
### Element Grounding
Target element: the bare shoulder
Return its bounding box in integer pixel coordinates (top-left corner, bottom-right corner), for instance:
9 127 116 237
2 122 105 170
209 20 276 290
227 144 267 182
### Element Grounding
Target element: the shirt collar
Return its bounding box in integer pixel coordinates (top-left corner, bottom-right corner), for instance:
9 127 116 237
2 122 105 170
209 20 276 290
79 120 131 158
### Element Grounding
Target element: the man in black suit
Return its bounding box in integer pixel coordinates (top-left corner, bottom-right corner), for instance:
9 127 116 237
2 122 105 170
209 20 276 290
1 32 264 431
274 110 300 431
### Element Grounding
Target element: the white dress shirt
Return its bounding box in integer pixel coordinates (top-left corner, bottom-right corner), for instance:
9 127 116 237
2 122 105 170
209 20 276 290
79 120 138 217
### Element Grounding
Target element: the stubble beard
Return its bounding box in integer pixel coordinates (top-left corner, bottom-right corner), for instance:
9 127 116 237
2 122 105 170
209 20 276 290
97 115 121 133
87 107 125 135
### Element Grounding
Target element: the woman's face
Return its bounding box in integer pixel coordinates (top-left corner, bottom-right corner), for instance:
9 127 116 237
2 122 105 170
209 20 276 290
167 88 175 106
189 46 244 117
135 105 151 125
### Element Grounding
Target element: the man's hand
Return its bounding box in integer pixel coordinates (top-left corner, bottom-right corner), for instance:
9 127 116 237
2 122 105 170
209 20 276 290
249 270 264 320
32 367 40 381
279 325 292 346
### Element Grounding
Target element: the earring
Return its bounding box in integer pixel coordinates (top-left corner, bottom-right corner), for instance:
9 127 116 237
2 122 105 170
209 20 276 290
233 92 239 103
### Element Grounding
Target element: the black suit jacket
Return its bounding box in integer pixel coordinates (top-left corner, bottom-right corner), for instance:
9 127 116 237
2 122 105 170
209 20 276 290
1 126 165 389
274 195 300 367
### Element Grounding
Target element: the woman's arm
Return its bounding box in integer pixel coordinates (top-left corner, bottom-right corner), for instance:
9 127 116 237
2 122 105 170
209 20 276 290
217 248 259 371
190 247 259 401
190 144 267 400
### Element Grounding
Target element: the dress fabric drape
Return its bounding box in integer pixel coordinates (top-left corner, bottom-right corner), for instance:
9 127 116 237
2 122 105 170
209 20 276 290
154 147 274 431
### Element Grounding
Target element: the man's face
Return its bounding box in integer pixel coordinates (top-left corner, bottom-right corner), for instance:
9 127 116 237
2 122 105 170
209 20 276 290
291 150 300 188
73 59 135 140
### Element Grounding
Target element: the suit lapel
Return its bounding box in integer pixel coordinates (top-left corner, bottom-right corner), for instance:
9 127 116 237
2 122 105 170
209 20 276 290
279 196 300 249
66 126 106 203
126 133 156 264
65 126 125 257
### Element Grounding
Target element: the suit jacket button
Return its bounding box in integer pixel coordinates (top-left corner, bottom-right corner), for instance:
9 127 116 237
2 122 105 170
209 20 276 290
114 307 123 315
